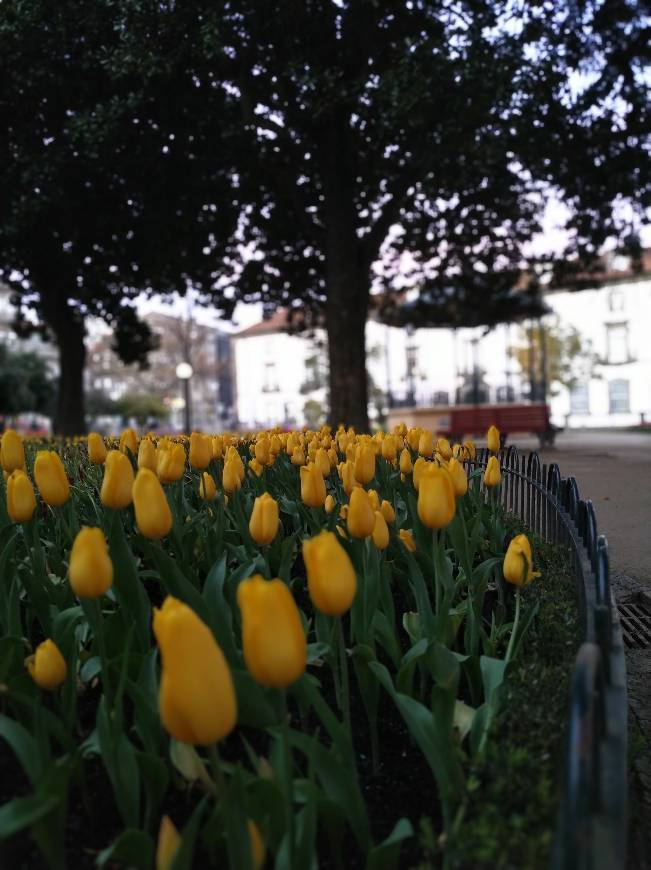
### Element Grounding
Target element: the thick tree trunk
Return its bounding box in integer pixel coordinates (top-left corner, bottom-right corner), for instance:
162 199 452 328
320 116 370 432
40 291 87 435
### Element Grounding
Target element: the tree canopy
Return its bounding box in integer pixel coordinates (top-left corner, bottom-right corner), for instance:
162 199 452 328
2 1 648 430
0 344 54 417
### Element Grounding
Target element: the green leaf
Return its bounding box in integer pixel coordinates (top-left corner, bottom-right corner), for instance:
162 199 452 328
366 818 414 870
96 697 141 828
107 514 151 651
0 713 41 784
0 793 59 840
96 829 154 870
171 797 209 870
202 554 239 665
139 539 208 622
169 740 213 790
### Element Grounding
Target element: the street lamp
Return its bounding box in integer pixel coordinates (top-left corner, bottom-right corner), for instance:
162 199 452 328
176 362 193 433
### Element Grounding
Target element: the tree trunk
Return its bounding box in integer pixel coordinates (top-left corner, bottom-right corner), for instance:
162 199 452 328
40 291 87 435
320 116 370 432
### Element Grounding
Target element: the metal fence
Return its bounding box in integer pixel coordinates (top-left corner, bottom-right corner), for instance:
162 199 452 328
472 445 628 870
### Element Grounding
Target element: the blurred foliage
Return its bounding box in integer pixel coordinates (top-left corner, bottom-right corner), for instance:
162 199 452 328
509 320 600 395
115 393 169 425
0 344 53 416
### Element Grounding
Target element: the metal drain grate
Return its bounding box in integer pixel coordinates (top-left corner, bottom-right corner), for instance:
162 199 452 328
618 601 651 649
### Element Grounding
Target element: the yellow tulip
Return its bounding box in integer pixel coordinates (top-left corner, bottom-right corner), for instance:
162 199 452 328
211 435 224 460
300 463 327 508
464 440 477 461
338 460 357 496
254 437 271 466
291 446 306 466
447 458 468 497
347 487 376 539
200 472 217 501
248 820 266 870
381 435 398 462
133 469 173 540
249 493 279 545
69 527 114 598
367 489 381 511
34 450 70 507
412 456 428 491
484 455 502 487
156 816 180 870
7 470 36 523
418 430 434 458
380 499 396 524
223 458 242 493
0 429 24 473
101 450 135 509
137 438 157 472
407 428 421 452
354 443 376 484
503 534 541 587
487 425 501 453
189 432 212 470
119 427 138 457
249 457 264 477
399 529 417 552
87 432 107 465
154 596 237 744
372 510 390 550
26 639 67 691
157 444 186 484
436 437 453 461
315 447 331 477
399 448 413 475
303 530 357 616
227 447 246 482
325 494 336 515
237 576 306 688
417 466 456 529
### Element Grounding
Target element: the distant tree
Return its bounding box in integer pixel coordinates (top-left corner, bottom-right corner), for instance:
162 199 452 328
85 390 119 419
0 344 53 417
115 393 169 427
509 320 600 398
303 399 326 429
106 0 648 430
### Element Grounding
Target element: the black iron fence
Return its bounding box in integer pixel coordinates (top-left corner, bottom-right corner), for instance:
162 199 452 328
471 445 627 870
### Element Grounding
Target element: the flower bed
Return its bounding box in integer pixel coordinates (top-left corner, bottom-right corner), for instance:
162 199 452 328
0 426 586 869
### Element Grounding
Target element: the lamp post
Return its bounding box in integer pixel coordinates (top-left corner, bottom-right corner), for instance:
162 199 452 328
470 335 480 406
176 362 194 433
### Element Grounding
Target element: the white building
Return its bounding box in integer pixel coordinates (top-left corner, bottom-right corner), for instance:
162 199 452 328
232 254 651 430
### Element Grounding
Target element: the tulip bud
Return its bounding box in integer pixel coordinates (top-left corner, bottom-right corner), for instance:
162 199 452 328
254 437 271 466
249 458 264 477
249 493 279 545
366 489 380 512
138 438 157 472
399 529 417 552
503 534 540 587
464 440 477 461
248 820 266 870
300 463 327 508
34 450 70 507
291 446 306 466
237 576 306 688
372 510 390 550
487 425 501 453
227 447 246 482
303 530 357 616
157 443 186 484
7 470 36 523
101 450 135 509
407 428 421 452
412 456 429 491
200 472 217 501
381 435 397 463
347 487 376 539
418 430 434 458
189 432 212 470
484 455 502 487
211 435 224 460
315 448 331 478
0 429 24 473
156 816 180 870
417 466 456 529
436 438 453 461
133 469 173 540
380 499 396 524
69 527 113 598
324 494 336 515
154 596 237 744
447 458 468 497
223 458 242 493
354 443 376 484
399 448 413 475
26 639 67 690
119 427 138 457
88 432 107 465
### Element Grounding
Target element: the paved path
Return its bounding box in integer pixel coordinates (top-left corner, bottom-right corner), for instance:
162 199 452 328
510 430 651 869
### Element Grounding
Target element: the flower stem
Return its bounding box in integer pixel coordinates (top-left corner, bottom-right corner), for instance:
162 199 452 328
279 690 295 870
336 616 351 733
505 588 521 665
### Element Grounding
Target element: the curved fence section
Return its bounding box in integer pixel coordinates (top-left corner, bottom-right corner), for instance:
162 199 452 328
472 446 627 870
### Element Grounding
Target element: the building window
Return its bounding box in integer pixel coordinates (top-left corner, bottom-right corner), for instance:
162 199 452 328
262 362 279 393
570 383 589 415
496 385 516 403
606 322 629 364
608 289 625 312
433 391 449 406
608 379 630 414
